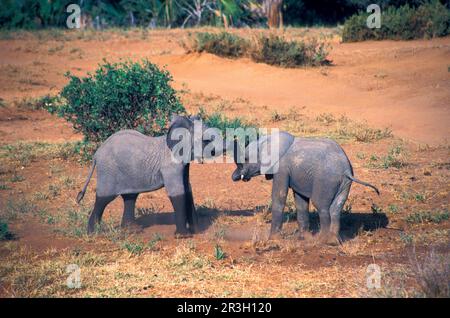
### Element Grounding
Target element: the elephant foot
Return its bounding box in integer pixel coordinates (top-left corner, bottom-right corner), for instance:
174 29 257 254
87 225 96 235
318 232 341 246
187 224 198 235
87 218 99 235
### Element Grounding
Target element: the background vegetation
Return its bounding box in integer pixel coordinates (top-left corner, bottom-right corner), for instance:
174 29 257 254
343 0 450 41
1 0 449 31
183 31 331 67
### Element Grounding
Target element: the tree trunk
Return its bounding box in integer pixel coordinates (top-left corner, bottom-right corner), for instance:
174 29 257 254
265 0 283 29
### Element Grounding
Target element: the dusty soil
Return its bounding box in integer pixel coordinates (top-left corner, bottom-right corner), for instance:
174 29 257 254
0 29 449 297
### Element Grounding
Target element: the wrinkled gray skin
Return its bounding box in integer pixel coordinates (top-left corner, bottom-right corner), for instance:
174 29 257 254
77 115 210 237
232 131 379 243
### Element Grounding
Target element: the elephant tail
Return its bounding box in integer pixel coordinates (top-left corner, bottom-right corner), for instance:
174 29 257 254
345 173 380 195
76 159 96 204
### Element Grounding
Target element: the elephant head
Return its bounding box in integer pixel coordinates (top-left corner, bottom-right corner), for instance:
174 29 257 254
232 131 294 182
166 115 215 164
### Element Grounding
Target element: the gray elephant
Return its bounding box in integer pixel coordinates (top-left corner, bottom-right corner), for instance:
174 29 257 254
76 115 211 237
231 131 379 243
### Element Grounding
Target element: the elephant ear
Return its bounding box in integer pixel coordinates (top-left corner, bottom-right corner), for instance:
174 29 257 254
259 131 294 175
166 116 193 150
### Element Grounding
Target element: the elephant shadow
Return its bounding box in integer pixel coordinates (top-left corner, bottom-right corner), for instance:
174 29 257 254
135 207 388 240
306 210 389 241
135 206 255 233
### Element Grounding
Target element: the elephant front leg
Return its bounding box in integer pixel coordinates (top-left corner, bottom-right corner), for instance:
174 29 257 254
184 164 198 234
293 191 310 240
185 189 198 234
163 166 191 238
168 194 191 238
269 173 289 240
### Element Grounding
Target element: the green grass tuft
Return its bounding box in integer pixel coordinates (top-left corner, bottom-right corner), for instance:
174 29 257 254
406 210 449 224
214 244 226 260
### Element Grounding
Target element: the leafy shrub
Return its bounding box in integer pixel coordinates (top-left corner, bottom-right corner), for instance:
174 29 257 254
342 1 450 42
250 34 331 67
0 0 70 29
50 60 184 144
198 107 255 135
184 32 330 68
184 32 249 58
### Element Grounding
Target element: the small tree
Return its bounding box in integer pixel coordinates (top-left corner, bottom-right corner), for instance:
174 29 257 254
52 60 185 144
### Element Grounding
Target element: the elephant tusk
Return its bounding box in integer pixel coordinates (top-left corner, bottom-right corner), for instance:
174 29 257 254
241 174 244 180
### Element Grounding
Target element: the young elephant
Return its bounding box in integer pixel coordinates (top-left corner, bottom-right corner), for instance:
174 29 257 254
231 131 379 243
77 115 210 237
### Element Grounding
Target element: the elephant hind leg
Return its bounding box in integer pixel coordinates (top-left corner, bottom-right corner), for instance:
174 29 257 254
87 195 116 234
329 183 351 242
121 193 141 229
317 208 331 239
293 191 310 239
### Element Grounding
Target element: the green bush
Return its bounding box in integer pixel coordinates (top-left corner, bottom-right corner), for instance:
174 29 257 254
342 1 450 42
0 0 71 29
198 107 255 135
50 60 185 143
184 32 249 58
184 32 330 68
250 34 331 67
